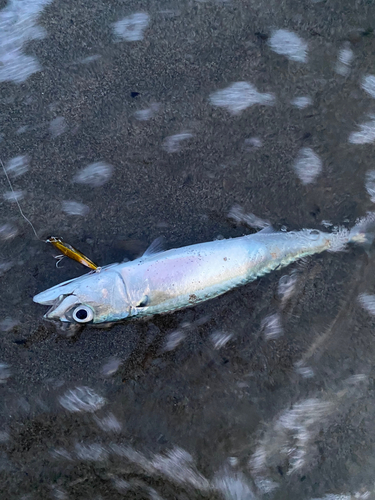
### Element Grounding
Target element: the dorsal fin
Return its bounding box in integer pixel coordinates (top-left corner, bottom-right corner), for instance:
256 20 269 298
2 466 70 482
143 236 165 257
258 225 277 234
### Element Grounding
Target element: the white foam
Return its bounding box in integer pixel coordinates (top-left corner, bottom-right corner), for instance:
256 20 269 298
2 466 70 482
358 293 375 316
109 444 211 491
244 137 263 150
250 398 334 477
163 132 193 153
0 363 10 383
101 357 122 376
5 155 29 177
228 204 269 229
50 448 73 460
335 45 354 76
0 431 10 443
52 488 68 500
210 82 275 115
291 96 312 109
162 330 186 352
293 147 322 184
94 412 122 433
365 170 375 202
59 386 106 413
80 54 101 64
0 261 13 276
0 317 19 332
3 190 24 202
61 200 89 216
75 442 108 461
113 478 130 493
49 116 67 138
269 29 308 63
362 74 375 98
73 161 113 187
213 469 256 500
210 331 233 349
294 361 315 378
278 273 297 305
310 495 351 500
113 13 150 42
261 313 283 340
0 0 53 83
349 116 375 144
149 447 211 491
0 223 18 241
134 102 160 121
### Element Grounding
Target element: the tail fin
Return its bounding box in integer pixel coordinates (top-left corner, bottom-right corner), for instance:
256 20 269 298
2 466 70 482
349 212 375 250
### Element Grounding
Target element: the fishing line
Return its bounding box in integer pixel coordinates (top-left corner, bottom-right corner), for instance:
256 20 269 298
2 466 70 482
0 157 40 240
1 157 98 270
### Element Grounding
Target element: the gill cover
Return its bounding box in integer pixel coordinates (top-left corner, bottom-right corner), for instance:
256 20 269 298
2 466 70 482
33 265 130 323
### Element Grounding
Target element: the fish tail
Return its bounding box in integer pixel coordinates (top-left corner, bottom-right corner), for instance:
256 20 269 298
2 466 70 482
327 212 375 252
348 212 375 250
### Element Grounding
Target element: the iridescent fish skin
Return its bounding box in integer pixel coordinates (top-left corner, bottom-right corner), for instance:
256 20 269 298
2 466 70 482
33 218 374 325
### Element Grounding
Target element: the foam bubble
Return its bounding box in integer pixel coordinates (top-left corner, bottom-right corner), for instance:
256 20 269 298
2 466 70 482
0 363 11 383
163 132 193 153
261 313 283 340
113 13 150 42
293 147 322 184
3 190 24 202
101 357 122 376
49 116 67 138
62 200 89 216
162 330 186 352
73 162 113 187
210 331 233 349
349 116 375 144
335 45 354 76
210 82 275 115
358 293 375 315
269 29 308 63
0 223 18 241
5 155 29 177
365 170 375 202
362 75 375 98
0 0 53 83
290 96 312 109
59 386 106 413
134 102 160 121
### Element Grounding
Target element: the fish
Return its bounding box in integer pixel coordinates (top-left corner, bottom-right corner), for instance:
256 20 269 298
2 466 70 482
33 215 375 325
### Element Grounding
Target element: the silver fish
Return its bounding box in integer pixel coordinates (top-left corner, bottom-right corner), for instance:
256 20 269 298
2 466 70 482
33 216 374 325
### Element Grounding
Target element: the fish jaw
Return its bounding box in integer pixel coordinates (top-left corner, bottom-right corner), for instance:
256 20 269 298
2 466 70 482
33 278 81 306
33 266 131 324
43 294 80 322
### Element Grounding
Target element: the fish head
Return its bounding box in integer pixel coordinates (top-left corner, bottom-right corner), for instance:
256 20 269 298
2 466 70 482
33 265 131 324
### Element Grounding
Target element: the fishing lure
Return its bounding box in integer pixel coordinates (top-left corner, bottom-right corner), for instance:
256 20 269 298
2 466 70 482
46 236 98 270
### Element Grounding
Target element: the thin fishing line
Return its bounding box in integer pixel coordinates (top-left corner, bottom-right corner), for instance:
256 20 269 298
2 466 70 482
1 158 98 270
0 157 40 240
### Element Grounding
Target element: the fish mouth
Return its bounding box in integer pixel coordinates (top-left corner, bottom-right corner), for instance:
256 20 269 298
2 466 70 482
39 293 79 322
44 298 65 321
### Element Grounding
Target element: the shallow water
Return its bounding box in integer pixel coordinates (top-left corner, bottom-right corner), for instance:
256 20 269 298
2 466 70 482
1 0 375 498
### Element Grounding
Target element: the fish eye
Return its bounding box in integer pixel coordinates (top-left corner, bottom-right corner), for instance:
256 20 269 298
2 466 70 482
72 305 94 323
